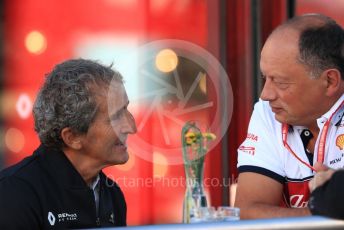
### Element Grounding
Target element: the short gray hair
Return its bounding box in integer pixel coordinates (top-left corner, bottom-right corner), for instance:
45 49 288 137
33 58 123 149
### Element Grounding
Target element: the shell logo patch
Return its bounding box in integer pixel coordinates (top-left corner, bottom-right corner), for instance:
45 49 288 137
336 134 344 150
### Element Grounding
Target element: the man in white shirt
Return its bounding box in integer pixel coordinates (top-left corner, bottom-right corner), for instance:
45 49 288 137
235 14 344 219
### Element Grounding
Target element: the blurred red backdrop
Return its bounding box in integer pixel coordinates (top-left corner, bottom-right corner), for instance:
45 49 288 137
2 0 344 226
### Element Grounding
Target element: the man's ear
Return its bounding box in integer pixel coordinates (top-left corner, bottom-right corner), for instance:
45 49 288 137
61 127 83 150
324 69 342 96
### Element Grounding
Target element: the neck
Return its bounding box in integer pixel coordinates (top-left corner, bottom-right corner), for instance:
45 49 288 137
63 148 102 185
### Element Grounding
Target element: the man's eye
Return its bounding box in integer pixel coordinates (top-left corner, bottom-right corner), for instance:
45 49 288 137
111 113 122 121
112 115 120 120
112 110 128 121
274 82 290 89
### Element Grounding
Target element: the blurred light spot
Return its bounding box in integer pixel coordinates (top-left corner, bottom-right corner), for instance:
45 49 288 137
16 94 32 119
25 31 47 54
115 150 135 171
155 49 178 73
1 91 17 118
199 72 207 94
73 36 140 101
153 152 168 178
5 128 25 153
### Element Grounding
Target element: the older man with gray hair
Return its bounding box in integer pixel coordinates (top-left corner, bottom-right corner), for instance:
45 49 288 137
0 59 137 229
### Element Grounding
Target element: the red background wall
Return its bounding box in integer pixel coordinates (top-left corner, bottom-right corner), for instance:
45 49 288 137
2 0 344 226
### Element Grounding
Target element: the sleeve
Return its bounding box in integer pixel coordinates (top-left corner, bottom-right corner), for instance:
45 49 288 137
0 177 42 229
237 100 285 183
309 170 344 219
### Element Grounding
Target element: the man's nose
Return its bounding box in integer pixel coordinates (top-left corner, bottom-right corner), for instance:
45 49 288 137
260 79 277 101
123 112 137 134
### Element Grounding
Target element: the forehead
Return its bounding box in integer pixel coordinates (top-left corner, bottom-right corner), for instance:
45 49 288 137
90 81 127 114
260 29 304 77
107 81 128 113
107 81 127 99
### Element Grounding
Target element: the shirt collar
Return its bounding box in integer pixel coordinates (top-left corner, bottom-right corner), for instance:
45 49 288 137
89 174 100 191
317 93 344 127
34 145 106 189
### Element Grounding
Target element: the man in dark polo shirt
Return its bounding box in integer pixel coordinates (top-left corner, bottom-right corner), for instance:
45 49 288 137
0 59 137 229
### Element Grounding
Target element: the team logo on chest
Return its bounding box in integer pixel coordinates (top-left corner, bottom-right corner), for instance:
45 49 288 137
47 211 78 225
329 134 344 166
336 134 344 150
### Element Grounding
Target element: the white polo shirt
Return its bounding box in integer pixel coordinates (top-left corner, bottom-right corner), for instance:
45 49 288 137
237 94 344 208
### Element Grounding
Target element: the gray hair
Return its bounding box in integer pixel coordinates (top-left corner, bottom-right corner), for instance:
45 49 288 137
33 58 123 149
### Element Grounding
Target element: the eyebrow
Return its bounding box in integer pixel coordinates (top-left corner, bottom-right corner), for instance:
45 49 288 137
109 101 130 120
260 72 291 81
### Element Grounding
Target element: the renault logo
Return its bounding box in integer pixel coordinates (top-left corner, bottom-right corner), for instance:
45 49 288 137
48 212 56 226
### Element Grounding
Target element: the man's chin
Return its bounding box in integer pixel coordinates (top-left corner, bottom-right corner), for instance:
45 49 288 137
116 152 129 165
274 114 288 124
107 152 129 166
